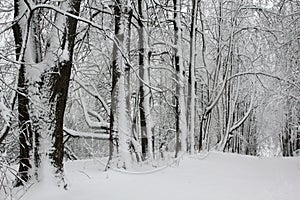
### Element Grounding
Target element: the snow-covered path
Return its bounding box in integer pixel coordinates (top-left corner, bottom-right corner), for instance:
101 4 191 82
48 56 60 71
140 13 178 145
21 152 300 200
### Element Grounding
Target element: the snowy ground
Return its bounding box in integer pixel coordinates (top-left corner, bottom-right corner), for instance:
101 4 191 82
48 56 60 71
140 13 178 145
16 152 300 200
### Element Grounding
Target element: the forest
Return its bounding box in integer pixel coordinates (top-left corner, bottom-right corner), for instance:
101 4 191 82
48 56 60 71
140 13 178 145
0 0 299 199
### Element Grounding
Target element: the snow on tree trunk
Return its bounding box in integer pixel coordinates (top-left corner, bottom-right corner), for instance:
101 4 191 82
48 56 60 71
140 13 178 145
13 0 81 186
174 0 187 157
117 73 131 168
109 0 131 169
187 0 198 154
219 78 240 151
138 0 153 161
13 0 35 186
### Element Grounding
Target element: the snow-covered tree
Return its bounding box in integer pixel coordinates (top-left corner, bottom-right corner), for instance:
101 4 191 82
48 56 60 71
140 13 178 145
13 0 81 186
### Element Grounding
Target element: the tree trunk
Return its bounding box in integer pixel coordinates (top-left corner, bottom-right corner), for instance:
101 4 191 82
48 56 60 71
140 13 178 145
173 0 187 157
13 0 81 186
138 0 153 161
187 0 198 154
13 0 40 185
109 0 131 169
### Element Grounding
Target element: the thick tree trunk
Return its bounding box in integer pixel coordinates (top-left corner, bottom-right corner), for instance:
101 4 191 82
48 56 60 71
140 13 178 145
13 0 81 186
173 0 187 157
15 65 32 186
108 0 131 169
13 0 37 185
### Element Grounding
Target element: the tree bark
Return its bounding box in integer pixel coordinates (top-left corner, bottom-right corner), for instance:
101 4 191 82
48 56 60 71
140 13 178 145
187 0 198 154
13 0 81 186
138 0 153 161
173 0 187 157
108 0 131 169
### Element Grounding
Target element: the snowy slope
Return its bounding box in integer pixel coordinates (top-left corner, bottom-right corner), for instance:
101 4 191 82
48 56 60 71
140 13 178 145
19 152 300 200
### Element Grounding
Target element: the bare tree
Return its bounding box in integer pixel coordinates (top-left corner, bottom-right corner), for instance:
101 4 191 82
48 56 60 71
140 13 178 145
173 0 187 157
12 0 81 186
108 0 131 169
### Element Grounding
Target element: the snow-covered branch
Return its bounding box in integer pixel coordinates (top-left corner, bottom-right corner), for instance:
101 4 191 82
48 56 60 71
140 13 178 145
205 68 228 114
63 127 109 140
79 91 109 130
228 71 300 91
75 77 110 114
0 96 12 126
230 95 254 133
0 91 16 144
30 3 110 32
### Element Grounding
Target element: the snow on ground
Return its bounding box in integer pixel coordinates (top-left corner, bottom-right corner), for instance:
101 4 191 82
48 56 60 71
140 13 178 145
20 152 300 200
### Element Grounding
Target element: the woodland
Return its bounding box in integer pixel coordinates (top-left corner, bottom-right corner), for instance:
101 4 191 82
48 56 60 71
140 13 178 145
0 0 299 198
